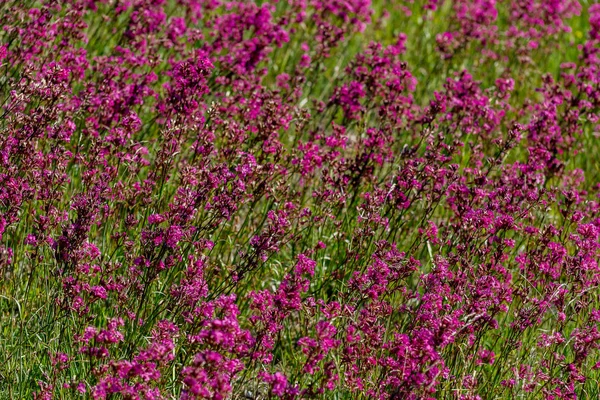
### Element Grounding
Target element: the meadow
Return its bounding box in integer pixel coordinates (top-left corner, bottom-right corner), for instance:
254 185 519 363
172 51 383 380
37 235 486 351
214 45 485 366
1 0 600 398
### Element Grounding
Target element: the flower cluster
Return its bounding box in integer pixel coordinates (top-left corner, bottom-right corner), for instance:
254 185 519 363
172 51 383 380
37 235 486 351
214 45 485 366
2 0 600 399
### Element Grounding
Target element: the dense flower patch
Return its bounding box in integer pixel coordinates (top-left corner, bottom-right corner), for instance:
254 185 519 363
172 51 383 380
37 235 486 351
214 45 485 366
2 0 600 398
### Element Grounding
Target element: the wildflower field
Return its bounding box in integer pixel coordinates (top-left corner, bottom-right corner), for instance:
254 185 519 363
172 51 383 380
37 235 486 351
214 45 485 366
3 0 600 398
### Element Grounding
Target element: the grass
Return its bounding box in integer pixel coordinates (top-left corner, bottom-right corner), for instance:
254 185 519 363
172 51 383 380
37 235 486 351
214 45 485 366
2 0 600 399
